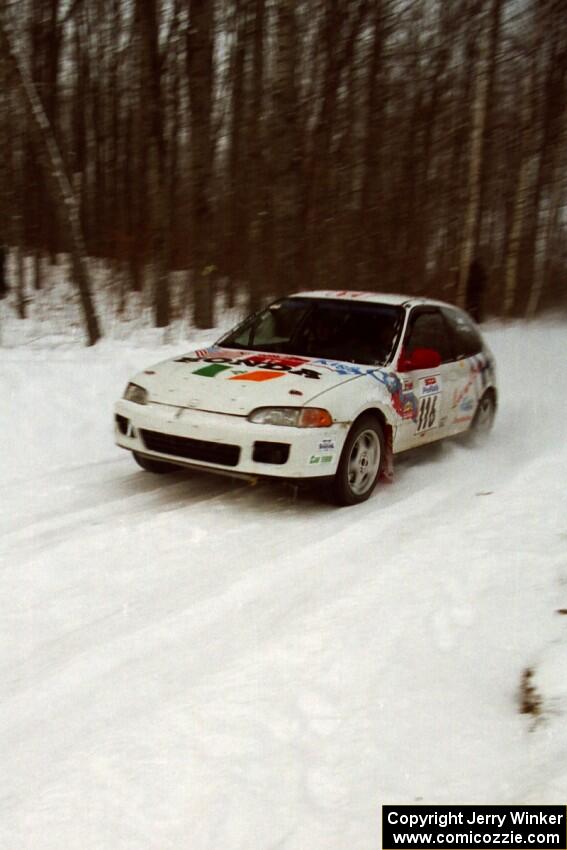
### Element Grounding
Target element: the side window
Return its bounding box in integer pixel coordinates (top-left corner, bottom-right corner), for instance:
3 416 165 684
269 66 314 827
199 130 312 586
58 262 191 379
442 308 483 359
404 310 453 363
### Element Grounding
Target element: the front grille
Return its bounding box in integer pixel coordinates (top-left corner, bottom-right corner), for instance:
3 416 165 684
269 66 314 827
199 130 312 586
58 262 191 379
140 429 240 467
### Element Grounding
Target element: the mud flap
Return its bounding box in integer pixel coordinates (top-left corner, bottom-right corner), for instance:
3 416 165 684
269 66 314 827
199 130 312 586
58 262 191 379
380 425 394 483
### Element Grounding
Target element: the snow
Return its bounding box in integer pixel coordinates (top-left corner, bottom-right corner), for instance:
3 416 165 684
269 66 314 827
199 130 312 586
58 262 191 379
1 304 566 849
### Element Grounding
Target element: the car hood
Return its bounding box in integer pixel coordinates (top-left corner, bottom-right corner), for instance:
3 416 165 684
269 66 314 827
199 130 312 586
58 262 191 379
134 346 372 416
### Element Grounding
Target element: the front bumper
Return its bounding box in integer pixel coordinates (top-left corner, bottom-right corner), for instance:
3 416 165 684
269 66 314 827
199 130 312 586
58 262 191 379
114 400 348 480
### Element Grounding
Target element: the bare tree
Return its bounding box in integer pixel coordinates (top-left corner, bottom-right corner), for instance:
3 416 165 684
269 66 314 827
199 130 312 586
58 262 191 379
0 12 101 344
187 0 216 328
136 0 170 327
244 0 267 312
458 0 503 308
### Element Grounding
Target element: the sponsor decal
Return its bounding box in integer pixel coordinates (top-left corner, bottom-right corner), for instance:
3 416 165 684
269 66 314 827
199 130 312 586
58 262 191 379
393 385 419 421
193 363 232 378
308 454 334 465
312 358 364 376
452 353 492 409
308 359 419 423
367 369 418 422
176 348 321 381
471 352 492 389
459 397 474 412
318 438 336 452
312 358 397 389
356 367 438 424
186 348 311 368
400 400 417 420
366 368 397 390
315 360 419 403
229 370 285 382
454 414 473 425
419 375 440 397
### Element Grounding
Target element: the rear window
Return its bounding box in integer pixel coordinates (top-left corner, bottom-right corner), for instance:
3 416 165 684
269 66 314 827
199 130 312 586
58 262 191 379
442 307 483 359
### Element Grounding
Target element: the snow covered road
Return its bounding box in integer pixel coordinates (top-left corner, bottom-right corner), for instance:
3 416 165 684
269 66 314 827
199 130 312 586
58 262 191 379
1 321 566 849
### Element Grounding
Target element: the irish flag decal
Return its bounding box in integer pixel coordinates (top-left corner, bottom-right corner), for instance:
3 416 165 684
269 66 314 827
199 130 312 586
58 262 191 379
193 363 285 381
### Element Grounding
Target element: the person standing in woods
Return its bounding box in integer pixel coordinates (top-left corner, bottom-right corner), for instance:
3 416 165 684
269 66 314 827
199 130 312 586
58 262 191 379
466 259 487 323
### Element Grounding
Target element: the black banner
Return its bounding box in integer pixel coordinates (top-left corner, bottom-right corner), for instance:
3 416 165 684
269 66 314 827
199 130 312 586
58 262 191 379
382 805 567 849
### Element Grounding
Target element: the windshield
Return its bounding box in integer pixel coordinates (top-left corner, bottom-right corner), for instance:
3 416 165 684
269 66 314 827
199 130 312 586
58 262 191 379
219 297 404 366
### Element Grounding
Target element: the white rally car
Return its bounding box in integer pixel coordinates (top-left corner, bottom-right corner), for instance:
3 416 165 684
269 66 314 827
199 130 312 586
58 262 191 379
115 291 497 505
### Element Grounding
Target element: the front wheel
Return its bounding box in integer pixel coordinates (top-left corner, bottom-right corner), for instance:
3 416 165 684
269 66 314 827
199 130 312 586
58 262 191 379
332 416 384 506
133 451 180 474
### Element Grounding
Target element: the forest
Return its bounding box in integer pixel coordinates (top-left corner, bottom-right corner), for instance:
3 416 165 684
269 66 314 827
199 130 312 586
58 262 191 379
1 0 566 344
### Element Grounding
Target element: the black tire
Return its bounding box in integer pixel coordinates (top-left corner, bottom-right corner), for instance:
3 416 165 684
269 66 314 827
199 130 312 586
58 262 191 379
468 390 496 442
133 451 180 474
332 416 385 506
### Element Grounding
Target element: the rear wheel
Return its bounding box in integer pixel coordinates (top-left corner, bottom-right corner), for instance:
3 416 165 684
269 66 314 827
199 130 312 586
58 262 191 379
332 416 384 506
469 390 496 442
133 451 180 474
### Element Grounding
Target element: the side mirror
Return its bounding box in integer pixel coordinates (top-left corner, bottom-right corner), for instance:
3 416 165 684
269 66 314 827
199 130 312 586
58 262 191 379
398 347 442 372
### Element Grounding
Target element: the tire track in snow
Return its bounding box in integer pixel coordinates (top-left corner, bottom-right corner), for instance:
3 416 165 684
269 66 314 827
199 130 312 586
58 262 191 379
0 465 253 559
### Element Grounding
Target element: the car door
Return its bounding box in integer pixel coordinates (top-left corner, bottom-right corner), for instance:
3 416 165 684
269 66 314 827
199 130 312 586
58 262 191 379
441 306 487 435
394 307 456 451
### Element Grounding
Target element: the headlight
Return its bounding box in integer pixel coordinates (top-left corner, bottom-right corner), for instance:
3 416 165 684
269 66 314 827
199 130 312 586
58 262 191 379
123 383 148 404
248 407 333 427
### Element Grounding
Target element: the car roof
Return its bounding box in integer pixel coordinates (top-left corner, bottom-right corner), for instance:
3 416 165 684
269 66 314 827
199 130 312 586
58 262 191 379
290 290 456 310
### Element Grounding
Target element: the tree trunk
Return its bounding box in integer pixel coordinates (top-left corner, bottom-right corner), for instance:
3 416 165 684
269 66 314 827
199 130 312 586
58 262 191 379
0 246 7 299
187 0 216 329
245 0 267 312
473 0 503 257
457 4 492 308
503 60 536 316
226 0 247 305
0 17 101 344
523 13 567 317
272 0 302 294
525 117 566 317
358 0 386 289
136 0 170 327
503 155 532 315
17 246 26 319
33 249 42 290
